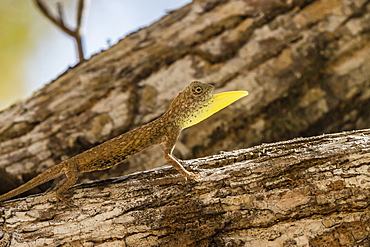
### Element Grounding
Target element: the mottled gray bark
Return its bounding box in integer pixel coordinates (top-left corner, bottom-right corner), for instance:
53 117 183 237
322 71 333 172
1 0 369 194
1 129 370 246
0 0 370 245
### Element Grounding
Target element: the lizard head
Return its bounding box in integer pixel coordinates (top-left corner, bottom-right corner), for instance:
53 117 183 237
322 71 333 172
167 81 248 129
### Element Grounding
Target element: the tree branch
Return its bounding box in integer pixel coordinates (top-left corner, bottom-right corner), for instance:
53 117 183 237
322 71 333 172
1 0 370 244
34 0 88 62
1 129 370 246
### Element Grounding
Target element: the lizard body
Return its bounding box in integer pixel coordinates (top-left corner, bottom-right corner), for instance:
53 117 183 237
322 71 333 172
0 81 248 201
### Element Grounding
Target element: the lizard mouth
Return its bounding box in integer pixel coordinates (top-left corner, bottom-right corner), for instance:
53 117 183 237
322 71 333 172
182 90 248 129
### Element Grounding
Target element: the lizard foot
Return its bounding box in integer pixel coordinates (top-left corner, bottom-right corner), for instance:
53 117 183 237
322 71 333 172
55 193 77 208
186 172 202 181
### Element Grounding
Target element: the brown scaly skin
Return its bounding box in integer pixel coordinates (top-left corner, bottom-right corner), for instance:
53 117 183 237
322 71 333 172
0 81 233 202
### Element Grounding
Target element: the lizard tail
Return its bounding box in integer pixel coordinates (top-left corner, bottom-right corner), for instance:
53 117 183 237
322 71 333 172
0 163 65 202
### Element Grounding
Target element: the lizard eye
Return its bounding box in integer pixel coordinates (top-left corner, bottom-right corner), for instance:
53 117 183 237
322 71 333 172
192 86 203 95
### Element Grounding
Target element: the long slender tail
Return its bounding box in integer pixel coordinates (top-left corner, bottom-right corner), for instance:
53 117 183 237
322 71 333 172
0 163 65 202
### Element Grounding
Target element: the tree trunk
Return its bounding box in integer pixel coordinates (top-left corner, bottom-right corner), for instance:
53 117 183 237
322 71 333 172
0 0 370 245
1 129 370 246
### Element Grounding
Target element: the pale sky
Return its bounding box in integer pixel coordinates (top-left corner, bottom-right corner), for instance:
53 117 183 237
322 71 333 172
11 0 190 108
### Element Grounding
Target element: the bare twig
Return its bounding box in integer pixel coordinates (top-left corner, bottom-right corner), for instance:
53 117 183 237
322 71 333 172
34 0 89 62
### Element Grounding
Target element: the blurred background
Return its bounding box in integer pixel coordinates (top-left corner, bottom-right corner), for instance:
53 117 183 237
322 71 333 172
0 0 190 110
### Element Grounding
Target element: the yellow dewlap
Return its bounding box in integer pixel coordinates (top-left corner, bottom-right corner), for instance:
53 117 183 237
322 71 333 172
182 91 248 129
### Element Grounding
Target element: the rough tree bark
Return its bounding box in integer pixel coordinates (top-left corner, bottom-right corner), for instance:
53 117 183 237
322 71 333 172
1 129 370 246
0 0 369 245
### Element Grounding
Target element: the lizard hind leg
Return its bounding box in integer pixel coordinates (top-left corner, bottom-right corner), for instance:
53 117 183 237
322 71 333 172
46 177 67 193
55 163 79 201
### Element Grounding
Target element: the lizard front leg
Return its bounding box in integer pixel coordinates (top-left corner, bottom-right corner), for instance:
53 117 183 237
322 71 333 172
164 133 201 181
